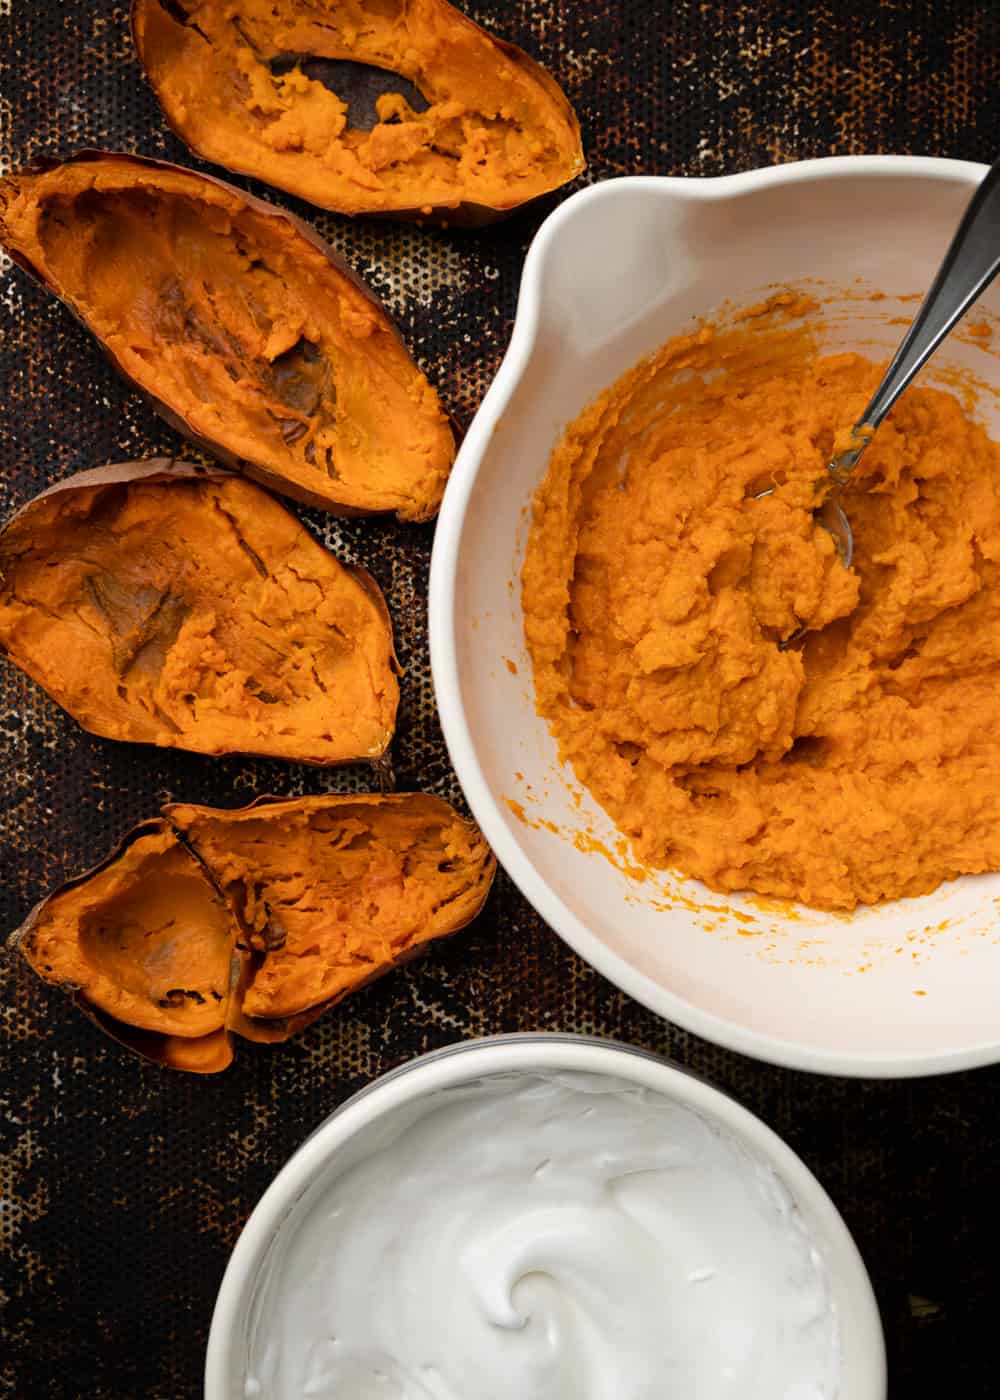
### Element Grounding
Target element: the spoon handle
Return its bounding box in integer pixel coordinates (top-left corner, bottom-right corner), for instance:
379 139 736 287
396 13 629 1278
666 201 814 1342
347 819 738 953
857 155 1000 433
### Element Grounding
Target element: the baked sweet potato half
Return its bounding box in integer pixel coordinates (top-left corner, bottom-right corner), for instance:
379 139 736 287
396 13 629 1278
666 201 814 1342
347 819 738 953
0 152 456 518
10 793 495 1072
166 793 497 1022
0 461 399 764
132 0 584 224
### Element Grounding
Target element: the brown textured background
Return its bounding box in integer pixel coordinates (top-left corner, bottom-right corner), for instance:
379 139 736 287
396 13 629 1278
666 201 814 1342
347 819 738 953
1 2 999 1396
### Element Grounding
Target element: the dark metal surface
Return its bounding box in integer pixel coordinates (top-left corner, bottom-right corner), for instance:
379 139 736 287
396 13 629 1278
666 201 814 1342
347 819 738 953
1 2 998 1396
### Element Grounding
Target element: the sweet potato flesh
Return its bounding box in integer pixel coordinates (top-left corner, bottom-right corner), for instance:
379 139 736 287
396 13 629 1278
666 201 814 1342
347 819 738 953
0 158 455 517
134 0 584 218
12 795 495 1071
0 472 399 763
20 826 232 1042
168 794 495 1019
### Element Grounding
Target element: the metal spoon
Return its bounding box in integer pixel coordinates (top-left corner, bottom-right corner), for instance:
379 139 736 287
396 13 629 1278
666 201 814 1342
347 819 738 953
814 155 1000 570
755 157 1000 650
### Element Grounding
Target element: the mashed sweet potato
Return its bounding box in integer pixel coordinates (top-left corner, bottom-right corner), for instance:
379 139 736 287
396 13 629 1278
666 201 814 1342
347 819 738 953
523 313 1000 910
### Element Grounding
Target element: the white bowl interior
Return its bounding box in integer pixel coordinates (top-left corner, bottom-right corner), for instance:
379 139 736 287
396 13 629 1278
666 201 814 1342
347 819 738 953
433 162 1000 1074
206 1038 885 1398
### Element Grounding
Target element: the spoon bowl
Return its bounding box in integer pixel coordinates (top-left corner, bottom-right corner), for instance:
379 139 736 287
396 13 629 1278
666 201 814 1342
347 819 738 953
817 156 1000 570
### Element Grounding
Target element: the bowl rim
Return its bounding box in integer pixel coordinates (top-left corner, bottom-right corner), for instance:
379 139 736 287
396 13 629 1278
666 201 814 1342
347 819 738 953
204 1032 886 1398
428 155 996 1080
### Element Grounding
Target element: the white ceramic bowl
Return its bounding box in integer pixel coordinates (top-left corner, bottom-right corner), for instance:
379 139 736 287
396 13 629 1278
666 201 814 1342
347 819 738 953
205 1034 886 1398
429 156 1000 1077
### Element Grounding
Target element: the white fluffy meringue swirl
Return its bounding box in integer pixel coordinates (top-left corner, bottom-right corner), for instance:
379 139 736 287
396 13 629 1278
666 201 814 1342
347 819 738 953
245 1072 838 1400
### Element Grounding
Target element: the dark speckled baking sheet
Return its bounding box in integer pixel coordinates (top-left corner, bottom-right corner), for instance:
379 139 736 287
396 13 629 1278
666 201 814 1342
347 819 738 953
1 2 999 1396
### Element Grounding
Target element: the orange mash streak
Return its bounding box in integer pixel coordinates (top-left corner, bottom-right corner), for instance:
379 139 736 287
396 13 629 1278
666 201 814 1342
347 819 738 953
522 317 1000 910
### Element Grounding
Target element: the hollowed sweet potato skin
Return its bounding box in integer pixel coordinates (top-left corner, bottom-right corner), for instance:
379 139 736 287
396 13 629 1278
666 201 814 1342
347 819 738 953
0 461 399 764
11 821 239 1074
0 153 456 518
132 0 584 223
9 794 495 1072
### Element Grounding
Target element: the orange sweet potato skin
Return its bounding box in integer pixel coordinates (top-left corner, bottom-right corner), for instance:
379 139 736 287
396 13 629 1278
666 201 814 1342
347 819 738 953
0 460 400 765
8 794 496 1072
9 820 239 1074
131 0 584 225
0 152 456 519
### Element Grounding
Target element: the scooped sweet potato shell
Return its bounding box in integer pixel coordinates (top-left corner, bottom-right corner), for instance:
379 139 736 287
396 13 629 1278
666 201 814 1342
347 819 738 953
0 152 456 518
10 794 496 1073
0 461 399 764
132 0 584 223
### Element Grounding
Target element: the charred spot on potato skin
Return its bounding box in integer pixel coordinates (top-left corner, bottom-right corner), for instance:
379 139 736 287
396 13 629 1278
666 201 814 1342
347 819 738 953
301 437 339 479
85 572 161 643
212 500 270 579
157 0 213 49
278 418 308 445
161 282 337 453
84 575 190 680
268 337 332 419
157 280 247 378
268 54 430 130
158 987 208 1007
159 0 196 25
235 536 269 578
261 903 288 952
123 591 190 680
